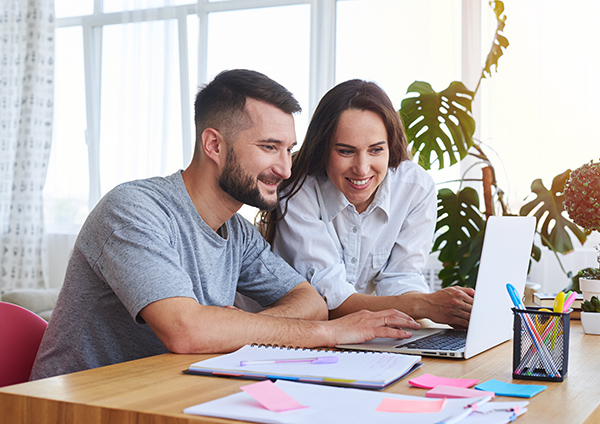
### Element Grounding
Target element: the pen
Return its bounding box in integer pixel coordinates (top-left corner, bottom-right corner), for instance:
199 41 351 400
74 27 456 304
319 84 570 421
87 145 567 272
516 317 559 375
239 357 339 366
435 396 493 424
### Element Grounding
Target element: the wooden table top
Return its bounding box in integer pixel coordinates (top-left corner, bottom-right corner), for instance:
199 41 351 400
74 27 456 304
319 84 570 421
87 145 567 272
1 321 599 424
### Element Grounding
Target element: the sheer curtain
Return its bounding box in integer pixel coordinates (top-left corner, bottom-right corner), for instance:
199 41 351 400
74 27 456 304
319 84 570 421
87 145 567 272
0 0 55 293
45 1 313 288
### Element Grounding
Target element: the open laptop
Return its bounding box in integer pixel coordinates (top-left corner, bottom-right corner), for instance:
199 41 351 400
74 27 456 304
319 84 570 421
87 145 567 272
337 216 536 359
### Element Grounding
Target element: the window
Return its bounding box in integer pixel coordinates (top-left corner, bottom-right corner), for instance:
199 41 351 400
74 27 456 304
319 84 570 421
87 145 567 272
46 0 315 230
480 0 600 210
46 26 88 233
47 0 465 230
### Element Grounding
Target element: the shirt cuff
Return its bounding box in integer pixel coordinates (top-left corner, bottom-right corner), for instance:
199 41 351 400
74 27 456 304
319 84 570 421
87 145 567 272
310 266 357 310
374 273 431 297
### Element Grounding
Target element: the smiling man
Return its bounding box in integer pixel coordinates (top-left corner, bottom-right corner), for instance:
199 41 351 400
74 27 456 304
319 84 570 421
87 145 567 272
30 70 420 380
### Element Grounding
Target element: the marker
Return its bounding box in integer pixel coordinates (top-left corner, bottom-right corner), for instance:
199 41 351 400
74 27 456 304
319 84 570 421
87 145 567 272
562 291 578 312
240 357 338 366
436 396 493 424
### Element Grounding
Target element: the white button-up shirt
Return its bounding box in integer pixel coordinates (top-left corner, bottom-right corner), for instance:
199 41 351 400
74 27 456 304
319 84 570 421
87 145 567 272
273 160 437 310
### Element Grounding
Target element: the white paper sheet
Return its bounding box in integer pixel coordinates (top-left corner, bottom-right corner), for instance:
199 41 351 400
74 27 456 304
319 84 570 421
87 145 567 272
184 380 528 424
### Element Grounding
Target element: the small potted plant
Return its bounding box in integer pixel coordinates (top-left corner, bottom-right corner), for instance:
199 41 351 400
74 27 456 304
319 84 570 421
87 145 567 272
563 159 600 300
581 295 600 335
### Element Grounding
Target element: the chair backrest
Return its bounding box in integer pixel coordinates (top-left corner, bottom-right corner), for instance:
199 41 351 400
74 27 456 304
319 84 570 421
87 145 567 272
0 301 48 387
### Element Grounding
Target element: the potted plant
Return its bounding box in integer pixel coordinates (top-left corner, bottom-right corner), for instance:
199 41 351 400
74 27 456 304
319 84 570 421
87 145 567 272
399 0 509 287
563 160 600 300
398 0 588 288
580 295 600 335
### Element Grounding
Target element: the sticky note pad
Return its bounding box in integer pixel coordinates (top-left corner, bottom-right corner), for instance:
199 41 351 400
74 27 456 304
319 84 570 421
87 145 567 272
408 373 479 389
426 385 495 399
240 380 307 411
474 379 547 398
376 398 446 413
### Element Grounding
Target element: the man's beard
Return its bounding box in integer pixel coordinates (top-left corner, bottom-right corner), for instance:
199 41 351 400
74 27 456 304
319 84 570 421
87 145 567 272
218 146 281 211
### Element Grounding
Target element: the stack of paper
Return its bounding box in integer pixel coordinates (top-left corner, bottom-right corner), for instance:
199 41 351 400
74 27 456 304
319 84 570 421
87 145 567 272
184 380 529 424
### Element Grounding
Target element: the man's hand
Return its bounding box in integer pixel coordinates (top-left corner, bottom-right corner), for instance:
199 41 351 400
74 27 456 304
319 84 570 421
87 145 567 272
417 286 475 328
326 309 421 346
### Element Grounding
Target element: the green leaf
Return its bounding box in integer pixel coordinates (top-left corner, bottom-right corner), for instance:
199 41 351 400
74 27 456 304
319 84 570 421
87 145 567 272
433 187 486 263
482 0 509 78
531 244 542 262
439 226 485 289
519 170 588 253
527 243 542 274
400 81 475 171
432 187 487 288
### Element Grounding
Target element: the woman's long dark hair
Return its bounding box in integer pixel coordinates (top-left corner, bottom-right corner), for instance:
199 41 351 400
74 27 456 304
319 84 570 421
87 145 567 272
257 79 409 243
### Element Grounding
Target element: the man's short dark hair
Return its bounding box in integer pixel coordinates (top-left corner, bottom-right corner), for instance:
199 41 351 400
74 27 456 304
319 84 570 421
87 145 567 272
194 69 301 145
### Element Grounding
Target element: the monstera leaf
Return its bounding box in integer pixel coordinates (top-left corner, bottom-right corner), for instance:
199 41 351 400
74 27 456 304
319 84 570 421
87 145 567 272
400 81 475 171
433 188 486 288
519 170 588 253
439 228 486 288
482 0 509 78
433 187 486 262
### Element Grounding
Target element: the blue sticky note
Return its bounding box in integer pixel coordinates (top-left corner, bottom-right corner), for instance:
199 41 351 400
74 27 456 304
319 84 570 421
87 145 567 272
474 379 546 398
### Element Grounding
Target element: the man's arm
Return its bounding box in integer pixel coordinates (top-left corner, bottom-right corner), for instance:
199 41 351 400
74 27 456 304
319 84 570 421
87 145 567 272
258 281 328 320
329 287 475 328
139 297 420 354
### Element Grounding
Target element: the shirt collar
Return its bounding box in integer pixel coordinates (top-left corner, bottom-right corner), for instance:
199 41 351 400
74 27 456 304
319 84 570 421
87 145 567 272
319 169 393 222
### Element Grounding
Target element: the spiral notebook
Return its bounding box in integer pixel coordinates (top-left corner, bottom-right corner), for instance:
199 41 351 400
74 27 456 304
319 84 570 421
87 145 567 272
184 344 422 390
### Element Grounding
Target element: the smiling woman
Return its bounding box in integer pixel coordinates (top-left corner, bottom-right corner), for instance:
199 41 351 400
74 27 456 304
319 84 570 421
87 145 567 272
260 79 475 328
326 109 390 213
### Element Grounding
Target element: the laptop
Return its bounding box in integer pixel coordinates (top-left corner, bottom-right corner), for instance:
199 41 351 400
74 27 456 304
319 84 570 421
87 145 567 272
337 216 536 359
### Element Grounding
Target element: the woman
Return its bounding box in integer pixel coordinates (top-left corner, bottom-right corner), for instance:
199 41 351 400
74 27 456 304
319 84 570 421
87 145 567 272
260 80 474 327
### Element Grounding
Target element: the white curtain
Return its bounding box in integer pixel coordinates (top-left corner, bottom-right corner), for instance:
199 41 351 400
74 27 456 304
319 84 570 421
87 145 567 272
0 0 55 293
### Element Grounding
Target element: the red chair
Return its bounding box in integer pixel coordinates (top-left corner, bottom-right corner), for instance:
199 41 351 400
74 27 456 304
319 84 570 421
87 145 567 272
0 301 48 387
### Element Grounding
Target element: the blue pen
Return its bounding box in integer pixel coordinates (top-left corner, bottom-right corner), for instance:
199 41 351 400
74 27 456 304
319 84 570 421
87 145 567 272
506 283 524 309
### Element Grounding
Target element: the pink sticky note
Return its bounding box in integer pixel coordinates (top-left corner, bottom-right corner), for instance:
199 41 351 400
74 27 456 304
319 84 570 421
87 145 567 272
426 385 495 399
376 398 446 413
240 380 307 412
408 373 478 389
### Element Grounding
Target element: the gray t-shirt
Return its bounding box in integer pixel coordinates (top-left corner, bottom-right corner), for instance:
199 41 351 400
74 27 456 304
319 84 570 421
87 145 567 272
30 171 304 380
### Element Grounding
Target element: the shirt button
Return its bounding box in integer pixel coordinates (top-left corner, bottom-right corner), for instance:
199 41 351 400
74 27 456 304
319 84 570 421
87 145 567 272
351 257 357 264
352 226 358 233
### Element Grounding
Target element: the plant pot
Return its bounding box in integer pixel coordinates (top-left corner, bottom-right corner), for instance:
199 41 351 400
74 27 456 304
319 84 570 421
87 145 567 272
580 278 600 301
581 311 600 335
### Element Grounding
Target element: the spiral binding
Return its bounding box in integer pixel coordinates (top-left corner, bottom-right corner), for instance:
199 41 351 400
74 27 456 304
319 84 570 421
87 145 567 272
250 343 382 353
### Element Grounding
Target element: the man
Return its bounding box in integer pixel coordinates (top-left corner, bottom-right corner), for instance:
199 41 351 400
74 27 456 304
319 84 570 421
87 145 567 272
31 70 419 380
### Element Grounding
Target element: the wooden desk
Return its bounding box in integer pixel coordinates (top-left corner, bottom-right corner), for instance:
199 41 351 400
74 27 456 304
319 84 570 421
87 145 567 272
1 321 599 424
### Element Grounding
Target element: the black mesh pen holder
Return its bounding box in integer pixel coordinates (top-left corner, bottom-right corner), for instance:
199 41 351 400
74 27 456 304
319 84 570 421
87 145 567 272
512 307 570 382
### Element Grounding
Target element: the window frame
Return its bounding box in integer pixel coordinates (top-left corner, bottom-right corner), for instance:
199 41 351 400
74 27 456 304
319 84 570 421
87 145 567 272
53 0 479 217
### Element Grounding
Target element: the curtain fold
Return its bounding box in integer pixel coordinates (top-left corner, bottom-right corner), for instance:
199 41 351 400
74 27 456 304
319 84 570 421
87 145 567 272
0 0 55 293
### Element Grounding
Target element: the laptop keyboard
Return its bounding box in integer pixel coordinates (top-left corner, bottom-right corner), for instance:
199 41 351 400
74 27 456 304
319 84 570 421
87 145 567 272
402 330 467 351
